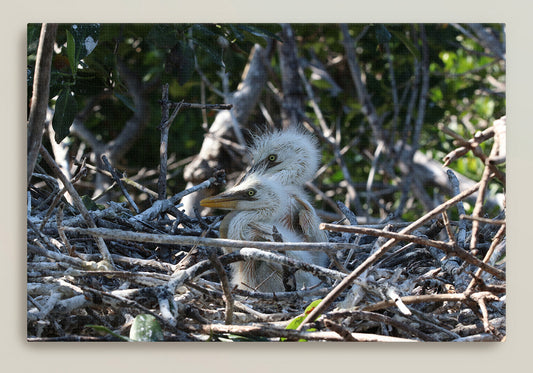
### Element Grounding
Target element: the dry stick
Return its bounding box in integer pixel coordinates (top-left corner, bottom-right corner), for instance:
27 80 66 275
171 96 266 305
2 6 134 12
466 224 506 293
168 101 233 110
319 223 504 280
470 129 501 251
297 64 330 136
27 23 58 183
100 154 139 214
28 242 90 269
38 163 87 231
39 146 115 267
324 310 437 341
442 123 506 185
363 293 468 312
28 219 62 254
74 160 158 198
64 226 368 252
207 249 234 325
56 203 74 256
130 173 223 223
441 210 456 246
446 170 467 248
239 248 347 281
158 85 176 200
296 181 483 331
323 320 358 341
469 291 502 336
460 214 506 226
182 323 415 342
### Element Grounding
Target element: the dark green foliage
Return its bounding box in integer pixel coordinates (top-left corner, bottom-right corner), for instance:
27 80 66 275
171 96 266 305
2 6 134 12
27 23 505 216
52 88 77 143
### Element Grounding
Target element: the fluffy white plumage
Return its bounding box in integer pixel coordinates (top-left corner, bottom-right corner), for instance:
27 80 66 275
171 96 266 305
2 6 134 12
200 173 321 292
246 126 320 186
245 126 328 245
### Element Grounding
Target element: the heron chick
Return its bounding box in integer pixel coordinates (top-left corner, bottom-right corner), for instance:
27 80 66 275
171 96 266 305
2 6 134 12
200 173 322 292
245 126 328 245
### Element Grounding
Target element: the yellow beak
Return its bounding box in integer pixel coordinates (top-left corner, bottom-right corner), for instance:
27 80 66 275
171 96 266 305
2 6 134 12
200 193 239 209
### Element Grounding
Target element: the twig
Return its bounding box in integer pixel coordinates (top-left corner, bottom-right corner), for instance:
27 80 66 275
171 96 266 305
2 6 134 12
447 169 468 248
470 124 502 252
320 222 503 280
39 145 115 268
64 226 375 252
239 247 346 282
207 249 234 325
323 320 357 341
363 293 468 312
130 172 225 224
181 323 416 342
101 155 139 213
56 203 73 256
167 101 233 110
460 214 505 225
158 84 171 199
296 181 483 331
38 161 88 231
335 201 358 225
324 310 437 341
466 224 506 292
73 160 158 198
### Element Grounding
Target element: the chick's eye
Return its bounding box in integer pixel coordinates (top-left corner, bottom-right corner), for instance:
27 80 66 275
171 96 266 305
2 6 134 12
268 154 277 162
247 189 256 197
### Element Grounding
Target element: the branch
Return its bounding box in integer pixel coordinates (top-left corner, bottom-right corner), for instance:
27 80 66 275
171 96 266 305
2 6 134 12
27 23 58 183
39 146 115 268
296 180 483 330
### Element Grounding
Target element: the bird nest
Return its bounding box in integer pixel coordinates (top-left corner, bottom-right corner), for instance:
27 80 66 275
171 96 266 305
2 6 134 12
27 165 506 342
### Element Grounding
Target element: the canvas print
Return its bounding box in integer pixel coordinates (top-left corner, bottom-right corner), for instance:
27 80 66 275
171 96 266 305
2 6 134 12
27 23 506 342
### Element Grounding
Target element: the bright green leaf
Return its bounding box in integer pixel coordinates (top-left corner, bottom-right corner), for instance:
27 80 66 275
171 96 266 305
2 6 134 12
281 299 322 342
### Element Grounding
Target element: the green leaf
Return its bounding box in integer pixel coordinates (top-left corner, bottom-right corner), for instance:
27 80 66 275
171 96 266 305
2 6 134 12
66 24 100 77
191 24 224 67
66 30 77 76
146 24 181 49
81 195 99 211
281 299 322 342
52 89 77 143
86 324 131 341
129 314 164 342
70 24 100 61
231 25 279 47
303 299 323 315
